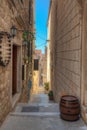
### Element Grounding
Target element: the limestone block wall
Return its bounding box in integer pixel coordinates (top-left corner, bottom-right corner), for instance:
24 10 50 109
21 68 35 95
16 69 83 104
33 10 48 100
0 0 22 123
33 71 39 94
0 0 12 123
50 0 82 101
0 65 12 123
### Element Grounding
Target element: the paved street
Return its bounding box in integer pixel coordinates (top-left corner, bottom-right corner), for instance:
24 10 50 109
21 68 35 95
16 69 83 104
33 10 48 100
0 93 87 130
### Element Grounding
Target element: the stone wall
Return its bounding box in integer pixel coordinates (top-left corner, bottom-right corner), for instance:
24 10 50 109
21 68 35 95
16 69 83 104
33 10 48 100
0 0 35 123
0 0 12 123
0 0 22 123
0 66 11 123
33 71 39 94
42 52 47 85
50 0 82 102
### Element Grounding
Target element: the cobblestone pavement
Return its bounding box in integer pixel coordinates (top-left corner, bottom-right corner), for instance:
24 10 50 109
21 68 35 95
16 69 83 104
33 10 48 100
0 93 87 130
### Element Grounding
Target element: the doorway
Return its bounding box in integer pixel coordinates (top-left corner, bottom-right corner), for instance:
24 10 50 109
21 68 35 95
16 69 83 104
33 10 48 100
12 45 17 96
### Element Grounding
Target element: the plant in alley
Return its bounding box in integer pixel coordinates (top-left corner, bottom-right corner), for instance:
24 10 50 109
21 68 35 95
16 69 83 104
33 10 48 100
44 82 49 94
48 90 54 100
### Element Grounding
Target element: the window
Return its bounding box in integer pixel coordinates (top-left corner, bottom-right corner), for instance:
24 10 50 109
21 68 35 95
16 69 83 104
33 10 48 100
34 59 39 70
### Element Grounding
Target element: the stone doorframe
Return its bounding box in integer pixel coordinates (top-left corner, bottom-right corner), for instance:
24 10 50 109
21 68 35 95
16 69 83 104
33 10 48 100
10 43 22 107
81 0 87 106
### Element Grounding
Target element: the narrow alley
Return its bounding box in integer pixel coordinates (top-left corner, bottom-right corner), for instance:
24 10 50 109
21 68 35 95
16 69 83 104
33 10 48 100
1 0 87 129
0 88 87 130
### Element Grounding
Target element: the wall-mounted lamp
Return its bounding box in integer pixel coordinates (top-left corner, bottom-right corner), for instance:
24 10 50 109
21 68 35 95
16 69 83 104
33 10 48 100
10 25 17 38
11 25 36 42
0 25 17 43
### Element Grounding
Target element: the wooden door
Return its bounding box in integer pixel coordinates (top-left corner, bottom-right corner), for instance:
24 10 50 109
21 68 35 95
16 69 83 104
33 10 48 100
12 45 17 95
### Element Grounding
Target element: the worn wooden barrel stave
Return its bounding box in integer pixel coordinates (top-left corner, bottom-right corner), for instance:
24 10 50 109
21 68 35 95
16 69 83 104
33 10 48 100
60 95 80 121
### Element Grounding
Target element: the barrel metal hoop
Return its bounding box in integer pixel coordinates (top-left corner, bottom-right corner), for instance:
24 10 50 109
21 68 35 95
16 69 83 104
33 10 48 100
61 95 79 102
60 100 79 103
61 99 79 103
60 104 80 109
61 113 80 116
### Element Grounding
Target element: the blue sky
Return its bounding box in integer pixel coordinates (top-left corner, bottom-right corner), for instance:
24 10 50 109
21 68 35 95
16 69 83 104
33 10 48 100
35 0 50 53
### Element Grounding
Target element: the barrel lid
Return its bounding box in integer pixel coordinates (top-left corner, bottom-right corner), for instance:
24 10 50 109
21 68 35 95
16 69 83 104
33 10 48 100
61 95 78 102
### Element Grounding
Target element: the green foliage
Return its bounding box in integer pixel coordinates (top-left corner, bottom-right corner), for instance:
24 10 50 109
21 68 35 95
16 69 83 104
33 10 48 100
48 90 53 97
22 31 35 42
44 82 49 91
22 31 28 40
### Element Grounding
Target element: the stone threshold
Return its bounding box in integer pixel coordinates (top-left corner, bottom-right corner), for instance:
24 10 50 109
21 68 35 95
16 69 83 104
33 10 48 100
12 93 21 108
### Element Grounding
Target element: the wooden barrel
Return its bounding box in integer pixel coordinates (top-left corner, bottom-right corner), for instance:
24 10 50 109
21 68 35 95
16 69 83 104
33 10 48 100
60 95 80 121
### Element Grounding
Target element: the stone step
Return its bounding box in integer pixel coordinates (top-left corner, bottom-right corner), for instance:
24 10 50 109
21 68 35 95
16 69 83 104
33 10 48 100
15 103 59 113
10 112 60 117
29 94 49 103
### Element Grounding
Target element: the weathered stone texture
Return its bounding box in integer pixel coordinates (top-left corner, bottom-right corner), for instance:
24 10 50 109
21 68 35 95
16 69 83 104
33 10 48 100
0 0 22 123
0 65 11 122
0 1 12 122
0 0 35 123
50 0 82 101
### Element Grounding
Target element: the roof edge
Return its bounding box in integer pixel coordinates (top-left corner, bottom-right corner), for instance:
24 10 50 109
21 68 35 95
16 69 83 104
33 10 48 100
47 0 52 27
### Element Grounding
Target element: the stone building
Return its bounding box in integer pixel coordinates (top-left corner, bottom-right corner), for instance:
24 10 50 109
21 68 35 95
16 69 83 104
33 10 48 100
47 21 51 90
42 47 47 85
33 58 39 94
32 50 42 93
21 0 35 102
32 48 47 93
35 50 43 86
0 0 35 123
47 0 87 122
